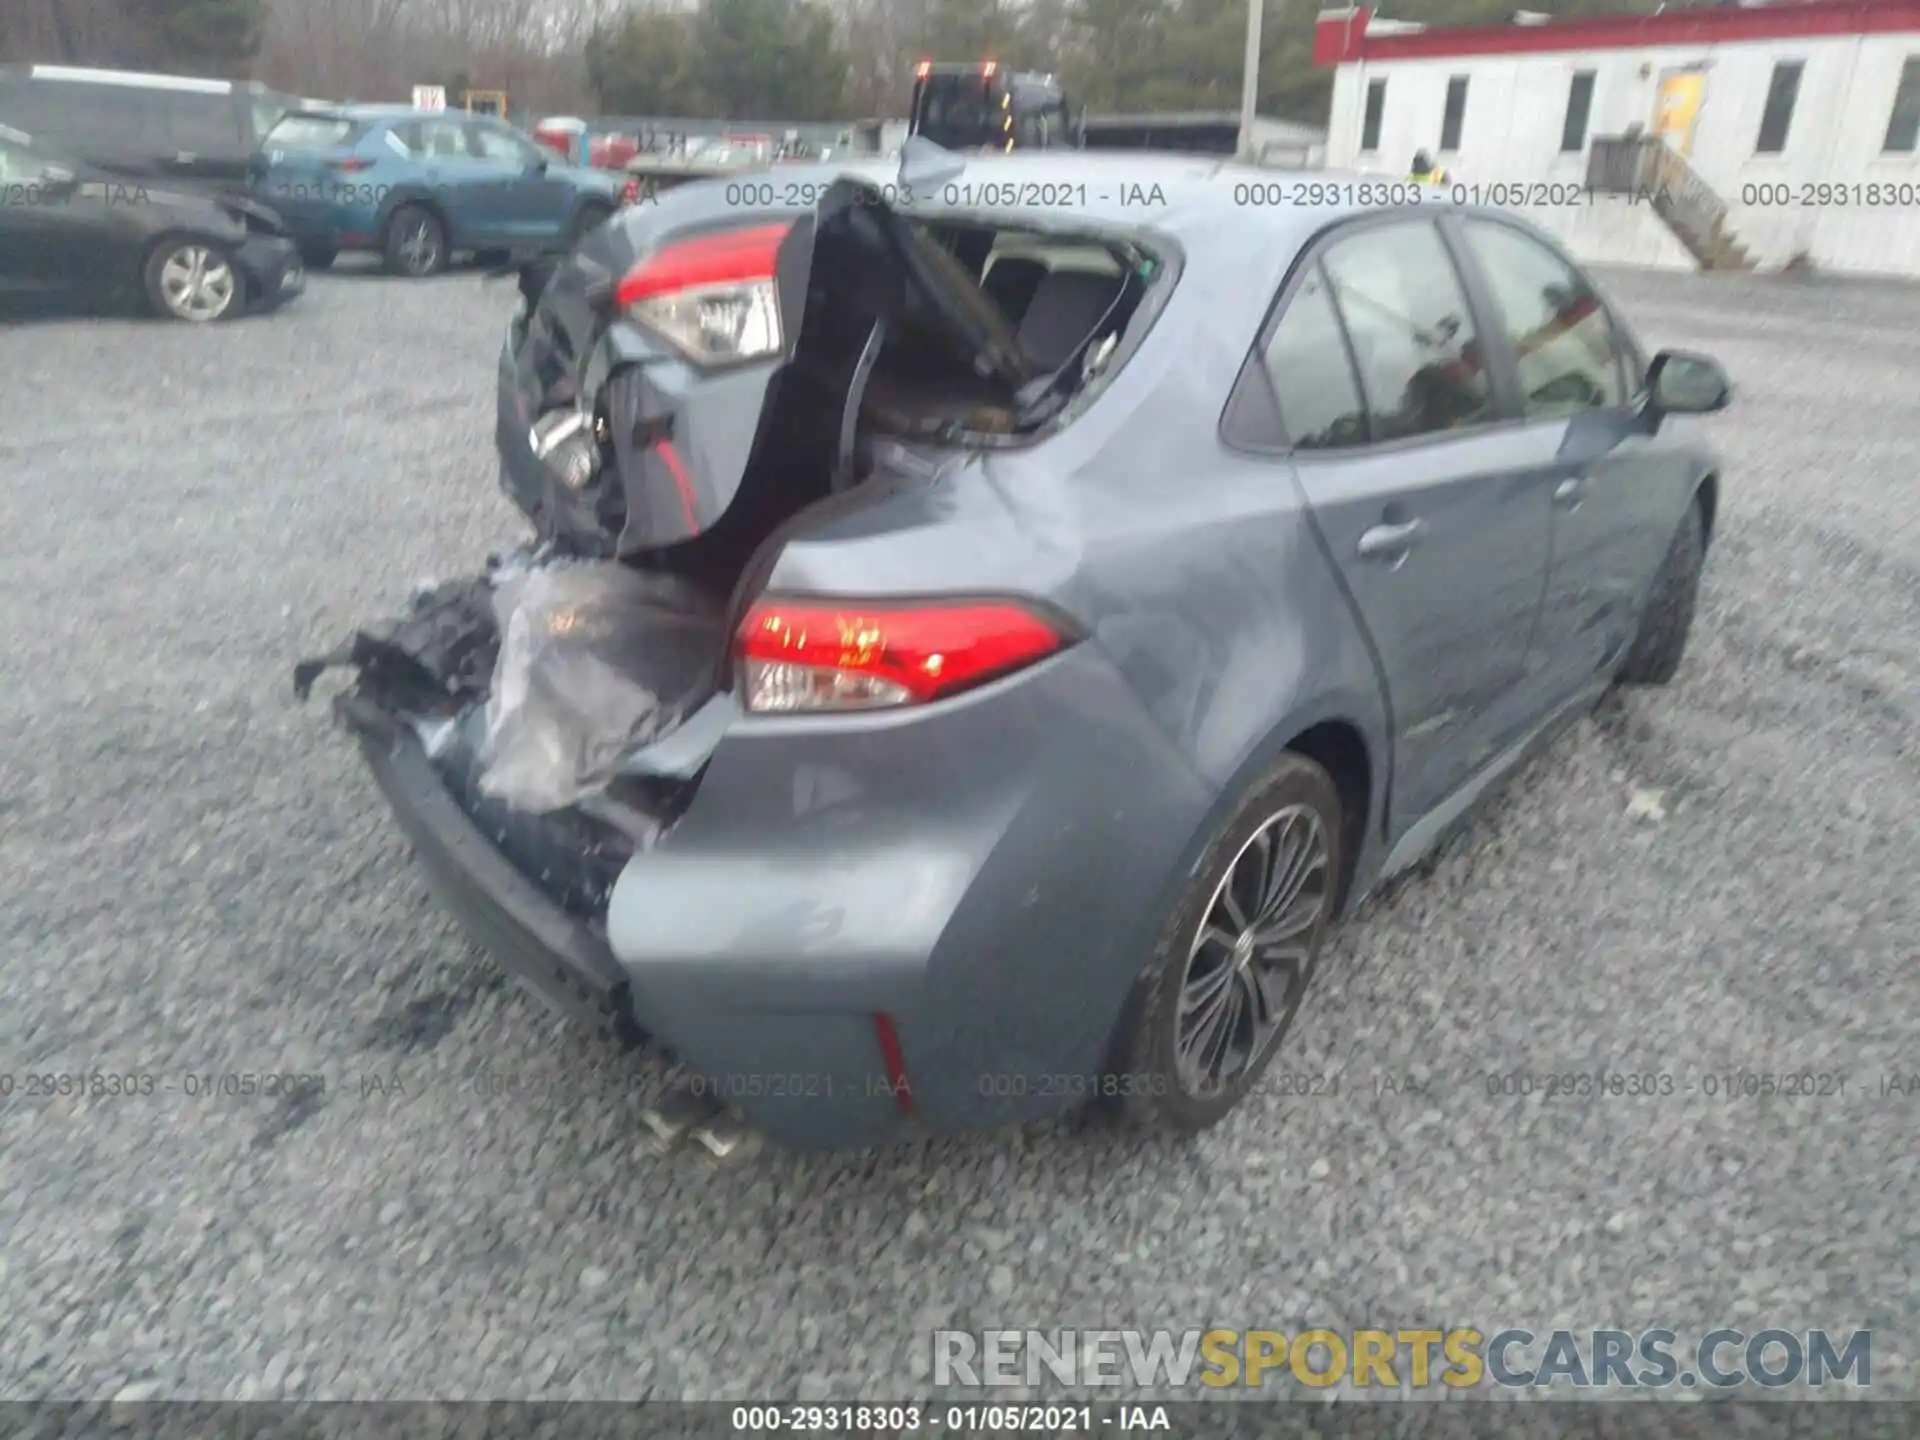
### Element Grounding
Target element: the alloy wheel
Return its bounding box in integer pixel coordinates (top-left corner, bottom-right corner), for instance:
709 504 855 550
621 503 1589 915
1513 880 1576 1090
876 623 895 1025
158 245 237 321
1173 803 1330 1096
398 217 441 275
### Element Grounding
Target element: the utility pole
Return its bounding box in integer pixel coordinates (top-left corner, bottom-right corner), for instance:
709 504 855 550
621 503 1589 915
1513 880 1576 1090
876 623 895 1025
1238 0 1273 160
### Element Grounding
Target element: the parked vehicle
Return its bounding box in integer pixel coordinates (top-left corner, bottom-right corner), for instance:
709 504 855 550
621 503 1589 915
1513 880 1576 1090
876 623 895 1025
909 60 1082 151
0 123 303 321
249 105 625 274
297 146 1729 1152
0 64 297 196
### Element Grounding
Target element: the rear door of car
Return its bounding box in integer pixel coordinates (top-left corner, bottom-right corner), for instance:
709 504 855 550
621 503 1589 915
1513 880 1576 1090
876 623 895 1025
1241 212 1558 831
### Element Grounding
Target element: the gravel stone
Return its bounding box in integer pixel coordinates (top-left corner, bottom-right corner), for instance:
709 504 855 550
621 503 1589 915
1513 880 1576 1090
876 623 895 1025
0 265 1914 1402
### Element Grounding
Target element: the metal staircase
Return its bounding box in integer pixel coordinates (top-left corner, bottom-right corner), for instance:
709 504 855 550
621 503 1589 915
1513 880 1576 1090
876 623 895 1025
1588 135 1756 271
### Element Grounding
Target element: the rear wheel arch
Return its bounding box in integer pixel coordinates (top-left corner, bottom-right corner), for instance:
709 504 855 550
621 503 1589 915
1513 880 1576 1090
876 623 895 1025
381 192 453 246
1283 719 1371 914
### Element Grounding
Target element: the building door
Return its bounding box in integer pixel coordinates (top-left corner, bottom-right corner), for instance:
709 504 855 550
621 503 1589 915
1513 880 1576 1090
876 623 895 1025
1653 68 1706 158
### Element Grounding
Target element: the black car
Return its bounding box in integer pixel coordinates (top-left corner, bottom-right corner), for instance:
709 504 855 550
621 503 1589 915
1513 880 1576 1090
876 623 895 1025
0 64 297 196
0 124 304 321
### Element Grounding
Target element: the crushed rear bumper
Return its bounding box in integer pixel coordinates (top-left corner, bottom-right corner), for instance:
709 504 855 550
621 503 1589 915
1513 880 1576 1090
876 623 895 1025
338 693 645 1052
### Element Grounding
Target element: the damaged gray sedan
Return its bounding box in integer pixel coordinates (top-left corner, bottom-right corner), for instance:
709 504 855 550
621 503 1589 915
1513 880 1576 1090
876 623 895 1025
298 145 1730 1151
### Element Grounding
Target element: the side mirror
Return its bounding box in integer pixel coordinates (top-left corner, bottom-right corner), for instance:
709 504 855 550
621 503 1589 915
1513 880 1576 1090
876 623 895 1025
1645 349 1732 417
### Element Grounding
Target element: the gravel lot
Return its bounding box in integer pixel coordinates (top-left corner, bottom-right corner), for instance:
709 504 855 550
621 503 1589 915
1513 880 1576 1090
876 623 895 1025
0 260 1914 1405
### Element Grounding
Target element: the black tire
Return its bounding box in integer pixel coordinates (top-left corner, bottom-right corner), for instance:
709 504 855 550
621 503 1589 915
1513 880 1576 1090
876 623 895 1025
1107 753 1344 1134
298 243 337 270
142 237 243 322
384 204 447 277
1618 495 1707 687
569 202 612 247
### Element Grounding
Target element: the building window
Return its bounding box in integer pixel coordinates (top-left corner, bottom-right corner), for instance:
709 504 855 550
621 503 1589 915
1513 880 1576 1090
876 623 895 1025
1886 57 1920 152
1441 75 1468 151
1755 60 1803 154
1561 71 1595 153
1361 78 1386 153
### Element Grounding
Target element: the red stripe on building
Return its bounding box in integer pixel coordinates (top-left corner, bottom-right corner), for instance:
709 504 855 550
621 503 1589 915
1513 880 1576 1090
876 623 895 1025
1314 1 1920 66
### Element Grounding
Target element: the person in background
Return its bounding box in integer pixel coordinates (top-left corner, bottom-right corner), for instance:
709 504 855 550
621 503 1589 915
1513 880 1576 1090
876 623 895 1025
1409 148 1450 184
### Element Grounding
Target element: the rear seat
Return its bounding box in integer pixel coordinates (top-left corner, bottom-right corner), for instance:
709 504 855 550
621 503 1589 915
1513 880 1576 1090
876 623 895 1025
1014 269 1127 372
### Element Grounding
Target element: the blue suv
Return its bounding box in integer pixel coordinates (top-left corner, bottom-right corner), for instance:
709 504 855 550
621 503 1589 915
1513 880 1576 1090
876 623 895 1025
249 106 624 275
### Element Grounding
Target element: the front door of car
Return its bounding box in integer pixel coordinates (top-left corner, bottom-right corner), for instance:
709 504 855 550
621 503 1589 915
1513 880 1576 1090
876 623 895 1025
465 121 565 241
1265 217 1556 830
412 116 492 245
1449 215 1682 698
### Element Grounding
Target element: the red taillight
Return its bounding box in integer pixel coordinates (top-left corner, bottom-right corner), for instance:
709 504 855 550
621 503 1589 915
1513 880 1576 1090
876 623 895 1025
327 157 373 173
619 177 640 205
733 598 1072 713
874 1014 915 1115
614 223 792 366
614 223 789 305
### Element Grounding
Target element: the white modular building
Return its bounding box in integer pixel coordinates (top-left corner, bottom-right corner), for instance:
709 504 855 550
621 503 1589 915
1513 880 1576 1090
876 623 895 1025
1315 1 1920 277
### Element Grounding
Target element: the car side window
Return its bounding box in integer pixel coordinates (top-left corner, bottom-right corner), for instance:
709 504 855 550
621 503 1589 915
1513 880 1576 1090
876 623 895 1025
417 118 472 161
163 92 242 155
1320 220 1494 442
469 122 538 165
55 85 163 155
0 138 37 184
386 122 422 156
1262 264 1369 450
1461 219 1629 417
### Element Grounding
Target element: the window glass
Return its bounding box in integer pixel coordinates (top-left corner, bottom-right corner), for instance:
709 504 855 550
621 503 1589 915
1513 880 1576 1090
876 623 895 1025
266 114 363 151
1463 220 1628 416
1756 60 1802 153
40 84 162 155
0 137 38 184
386 121 422 156
162 92 242 153
1263 264 1368 450
1320 221 1493 441
1885 57 1920 152
470 122 539 164
1562 72 1595 153
416 118 472 160
1361 79 1386 153
1441 76 1468 151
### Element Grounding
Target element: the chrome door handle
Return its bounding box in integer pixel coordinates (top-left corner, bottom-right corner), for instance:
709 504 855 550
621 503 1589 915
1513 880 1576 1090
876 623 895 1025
1357 518 1427 561
1553 477 1585 508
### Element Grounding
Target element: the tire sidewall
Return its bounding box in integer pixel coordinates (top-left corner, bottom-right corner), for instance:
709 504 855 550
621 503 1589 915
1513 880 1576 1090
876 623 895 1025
1114 754 1345 1132
144 238 241 322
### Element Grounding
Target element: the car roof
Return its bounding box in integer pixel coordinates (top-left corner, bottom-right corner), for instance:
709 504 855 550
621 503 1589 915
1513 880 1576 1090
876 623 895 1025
7 64 242 95
778 151 1446 243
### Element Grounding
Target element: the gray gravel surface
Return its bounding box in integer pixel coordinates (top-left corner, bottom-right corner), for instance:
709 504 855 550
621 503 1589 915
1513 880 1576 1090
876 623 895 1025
0 264 1914 1405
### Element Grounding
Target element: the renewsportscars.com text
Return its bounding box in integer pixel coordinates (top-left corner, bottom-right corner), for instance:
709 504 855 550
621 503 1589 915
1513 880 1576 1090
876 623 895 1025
932 1327 1873 1390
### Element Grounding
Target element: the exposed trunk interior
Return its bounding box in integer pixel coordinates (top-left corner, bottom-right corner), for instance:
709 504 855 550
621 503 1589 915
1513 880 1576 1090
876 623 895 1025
635 205 1153 608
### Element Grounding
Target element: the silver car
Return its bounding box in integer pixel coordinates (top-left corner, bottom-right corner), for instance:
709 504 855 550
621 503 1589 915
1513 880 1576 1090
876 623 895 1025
299 147 1730 1151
